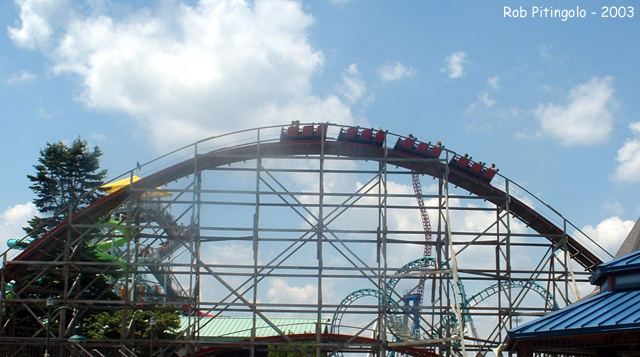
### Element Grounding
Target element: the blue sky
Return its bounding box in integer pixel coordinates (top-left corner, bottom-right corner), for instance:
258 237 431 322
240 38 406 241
1 0 639 256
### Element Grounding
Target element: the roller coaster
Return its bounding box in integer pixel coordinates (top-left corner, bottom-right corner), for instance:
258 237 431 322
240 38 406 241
0 123 610 356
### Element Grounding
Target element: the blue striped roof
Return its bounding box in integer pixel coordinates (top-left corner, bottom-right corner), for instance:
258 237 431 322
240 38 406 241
590 249 640 284
508 288 640 339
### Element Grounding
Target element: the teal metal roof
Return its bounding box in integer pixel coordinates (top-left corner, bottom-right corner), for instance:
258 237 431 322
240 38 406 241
180 317 318 341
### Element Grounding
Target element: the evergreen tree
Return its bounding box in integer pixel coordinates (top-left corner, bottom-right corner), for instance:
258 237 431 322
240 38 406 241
11 137 184 346
84 308 182 355
24 137 107 237
8 137 114 337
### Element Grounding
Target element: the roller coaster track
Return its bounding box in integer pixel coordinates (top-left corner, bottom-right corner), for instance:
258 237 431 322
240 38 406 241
408 172 431 307
3 124 602 278
0 123 604 356
464 280 558 310
331 288 382 335
332 269 559 343
331 257 468 340
411 172 432 258
133 205 190 299
95 207 189 299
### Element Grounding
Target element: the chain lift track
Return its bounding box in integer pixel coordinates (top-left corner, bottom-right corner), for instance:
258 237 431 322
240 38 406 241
411 171 432 305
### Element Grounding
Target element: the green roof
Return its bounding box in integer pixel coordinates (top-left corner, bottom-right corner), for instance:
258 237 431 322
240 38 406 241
180 316 318 341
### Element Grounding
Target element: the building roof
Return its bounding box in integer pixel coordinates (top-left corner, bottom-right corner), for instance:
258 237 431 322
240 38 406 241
615 216 640 258
506 236 640 354
508 289 640 340
508 248 640 343
180 316 318 341
591 248 640 285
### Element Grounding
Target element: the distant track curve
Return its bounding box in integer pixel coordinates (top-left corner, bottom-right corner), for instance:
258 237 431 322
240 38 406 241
5 123 602 278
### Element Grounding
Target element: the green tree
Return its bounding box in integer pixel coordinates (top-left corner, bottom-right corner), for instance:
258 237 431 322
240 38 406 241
84 309 181 340
8 137 114 337
84 308 181 355
24 137 107 237
268 344 324 357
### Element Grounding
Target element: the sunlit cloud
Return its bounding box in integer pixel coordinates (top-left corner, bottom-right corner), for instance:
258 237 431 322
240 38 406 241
8 0 362 151
613 121 640 183
7 70 36 84
441 51 467 79
534 76 615 146
0 202 37 257
378 62 417 82
582 216 635 255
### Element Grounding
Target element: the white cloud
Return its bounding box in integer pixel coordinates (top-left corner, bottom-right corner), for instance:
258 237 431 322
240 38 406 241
38 107 56 119
479 92 495 107
582 216 635 255
267 278 317 304
378 62 417 82
466 92 496 113
7 70 36 84
0 202 37 255
336 63 367 104
258 95 358 128
604 201 625 216
8 0 71 50
533 76 615 146
466 76 499 113
89 132 107 141
539 43 568 63
7 0 360 151
613 122 640 183
440 51 467 79
488 76 500 90
197 243 255 301
204 243 253 265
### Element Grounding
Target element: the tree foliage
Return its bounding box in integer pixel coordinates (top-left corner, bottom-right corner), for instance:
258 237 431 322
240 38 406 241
8 137 115 337
84 308 181 356
268 344 325 357
12 138 185 348
83 309 181 340
24 137 107 236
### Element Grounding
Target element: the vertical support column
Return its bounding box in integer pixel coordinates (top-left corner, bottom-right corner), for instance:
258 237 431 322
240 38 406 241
0 261 5 336
561 219 582 302
564 219 571 300
563 218 581 302
315 129 325 357
131 178 144 344
376 142 389 357
61 203 73 340
495 197 503 344
563 219 569 303
442 162 467 356
548 220 559 306
435 177 444 354
516 341 533 357
504 180 513 332
121 171 137 346
187 144 202 357
63 204 72 302
437 157 450 356
251 131 262 357
546 219 559 306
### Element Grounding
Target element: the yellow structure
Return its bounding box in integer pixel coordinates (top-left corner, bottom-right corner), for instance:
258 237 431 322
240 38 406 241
101 175 171 197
